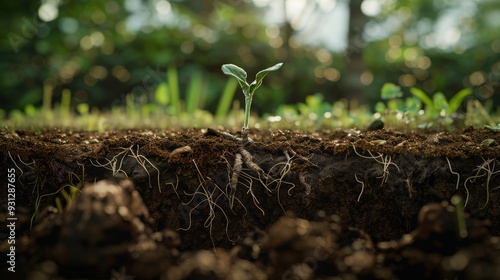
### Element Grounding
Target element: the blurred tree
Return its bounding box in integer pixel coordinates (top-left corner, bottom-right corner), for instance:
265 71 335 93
344 0 368 101
362 0 500 107
0 0 334 115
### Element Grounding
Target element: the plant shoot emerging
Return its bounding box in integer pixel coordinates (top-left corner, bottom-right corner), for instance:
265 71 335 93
221 63 283 143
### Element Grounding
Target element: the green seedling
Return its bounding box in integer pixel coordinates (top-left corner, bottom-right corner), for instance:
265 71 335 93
375 83 421 129
411 87 472 127
221 62 283 143
381 82 403 100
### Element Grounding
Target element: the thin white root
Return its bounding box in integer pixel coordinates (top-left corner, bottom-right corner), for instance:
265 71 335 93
463 157 500 208
239 171 266 216
129 145 162 194
8 151 37 188
89 145 130 177
355 173 365 202
264 150 296 213
287 148 319 168
179 159 234 252
166 174 180 199
446 156 460 190
352 146 400 187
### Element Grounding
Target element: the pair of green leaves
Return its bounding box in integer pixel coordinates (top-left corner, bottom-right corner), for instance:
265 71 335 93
221 63 283 98
380 82 473 116
410 87 472 115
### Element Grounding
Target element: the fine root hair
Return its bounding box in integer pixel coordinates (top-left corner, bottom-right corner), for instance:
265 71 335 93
179 159 238 252
464 157 500 209
354 173 365 202
446 156 461 190
128 145 162 193
352 146 400 187
264 150 296 213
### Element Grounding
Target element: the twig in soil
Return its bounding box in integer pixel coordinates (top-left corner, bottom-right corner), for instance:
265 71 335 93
354 173 365 202
445 156 460 190
352 146 400 187
167 145 192 163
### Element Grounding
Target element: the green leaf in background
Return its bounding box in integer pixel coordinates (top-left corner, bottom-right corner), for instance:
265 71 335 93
155 82 169 105
249 63 283 95
448 88 472 114
168 66 180 116
381 83 403 100
405 97 421 113
433 92 449 113
410 87 436 112
76 103 89 115
221 64 249 94
484 124 500 131
375 101 386 114
186 72 203 114
305 93 324 112
215 78 238 119
24 104 37 117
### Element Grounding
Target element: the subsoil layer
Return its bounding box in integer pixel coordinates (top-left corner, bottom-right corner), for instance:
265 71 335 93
1 127 500 279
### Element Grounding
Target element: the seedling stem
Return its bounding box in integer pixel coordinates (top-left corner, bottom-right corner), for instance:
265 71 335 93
221 62 283 143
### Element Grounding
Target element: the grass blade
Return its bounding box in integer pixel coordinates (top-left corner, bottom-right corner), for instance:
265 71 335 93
186 72 203 114
410 87 436 112
216 78 238 119
168 66 180 116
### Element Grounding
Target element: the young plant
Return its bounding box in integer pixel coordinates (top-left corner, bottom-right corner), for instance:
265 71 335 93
375 83 421 129
410 87 472 128
221 62 283 143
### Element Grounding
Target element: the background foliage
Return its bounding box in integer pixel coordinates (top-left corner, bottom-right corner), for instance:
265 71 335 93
1 0 499 118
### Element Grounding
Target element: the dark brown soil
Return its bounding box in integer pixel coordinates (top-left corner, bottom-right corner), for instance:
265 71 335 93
1 127 499 279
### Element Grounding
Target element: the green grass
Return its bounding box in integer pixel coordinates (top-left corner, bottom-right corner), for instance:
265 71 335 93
1 72 498 132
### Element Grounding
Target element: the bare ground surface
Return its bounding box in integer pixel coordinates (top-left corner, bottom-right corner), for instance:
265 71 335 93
0 127 500 279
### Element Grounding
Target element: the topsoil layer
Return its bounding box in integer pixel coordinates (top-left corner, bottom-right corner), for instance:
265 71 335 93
0 127 499 279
